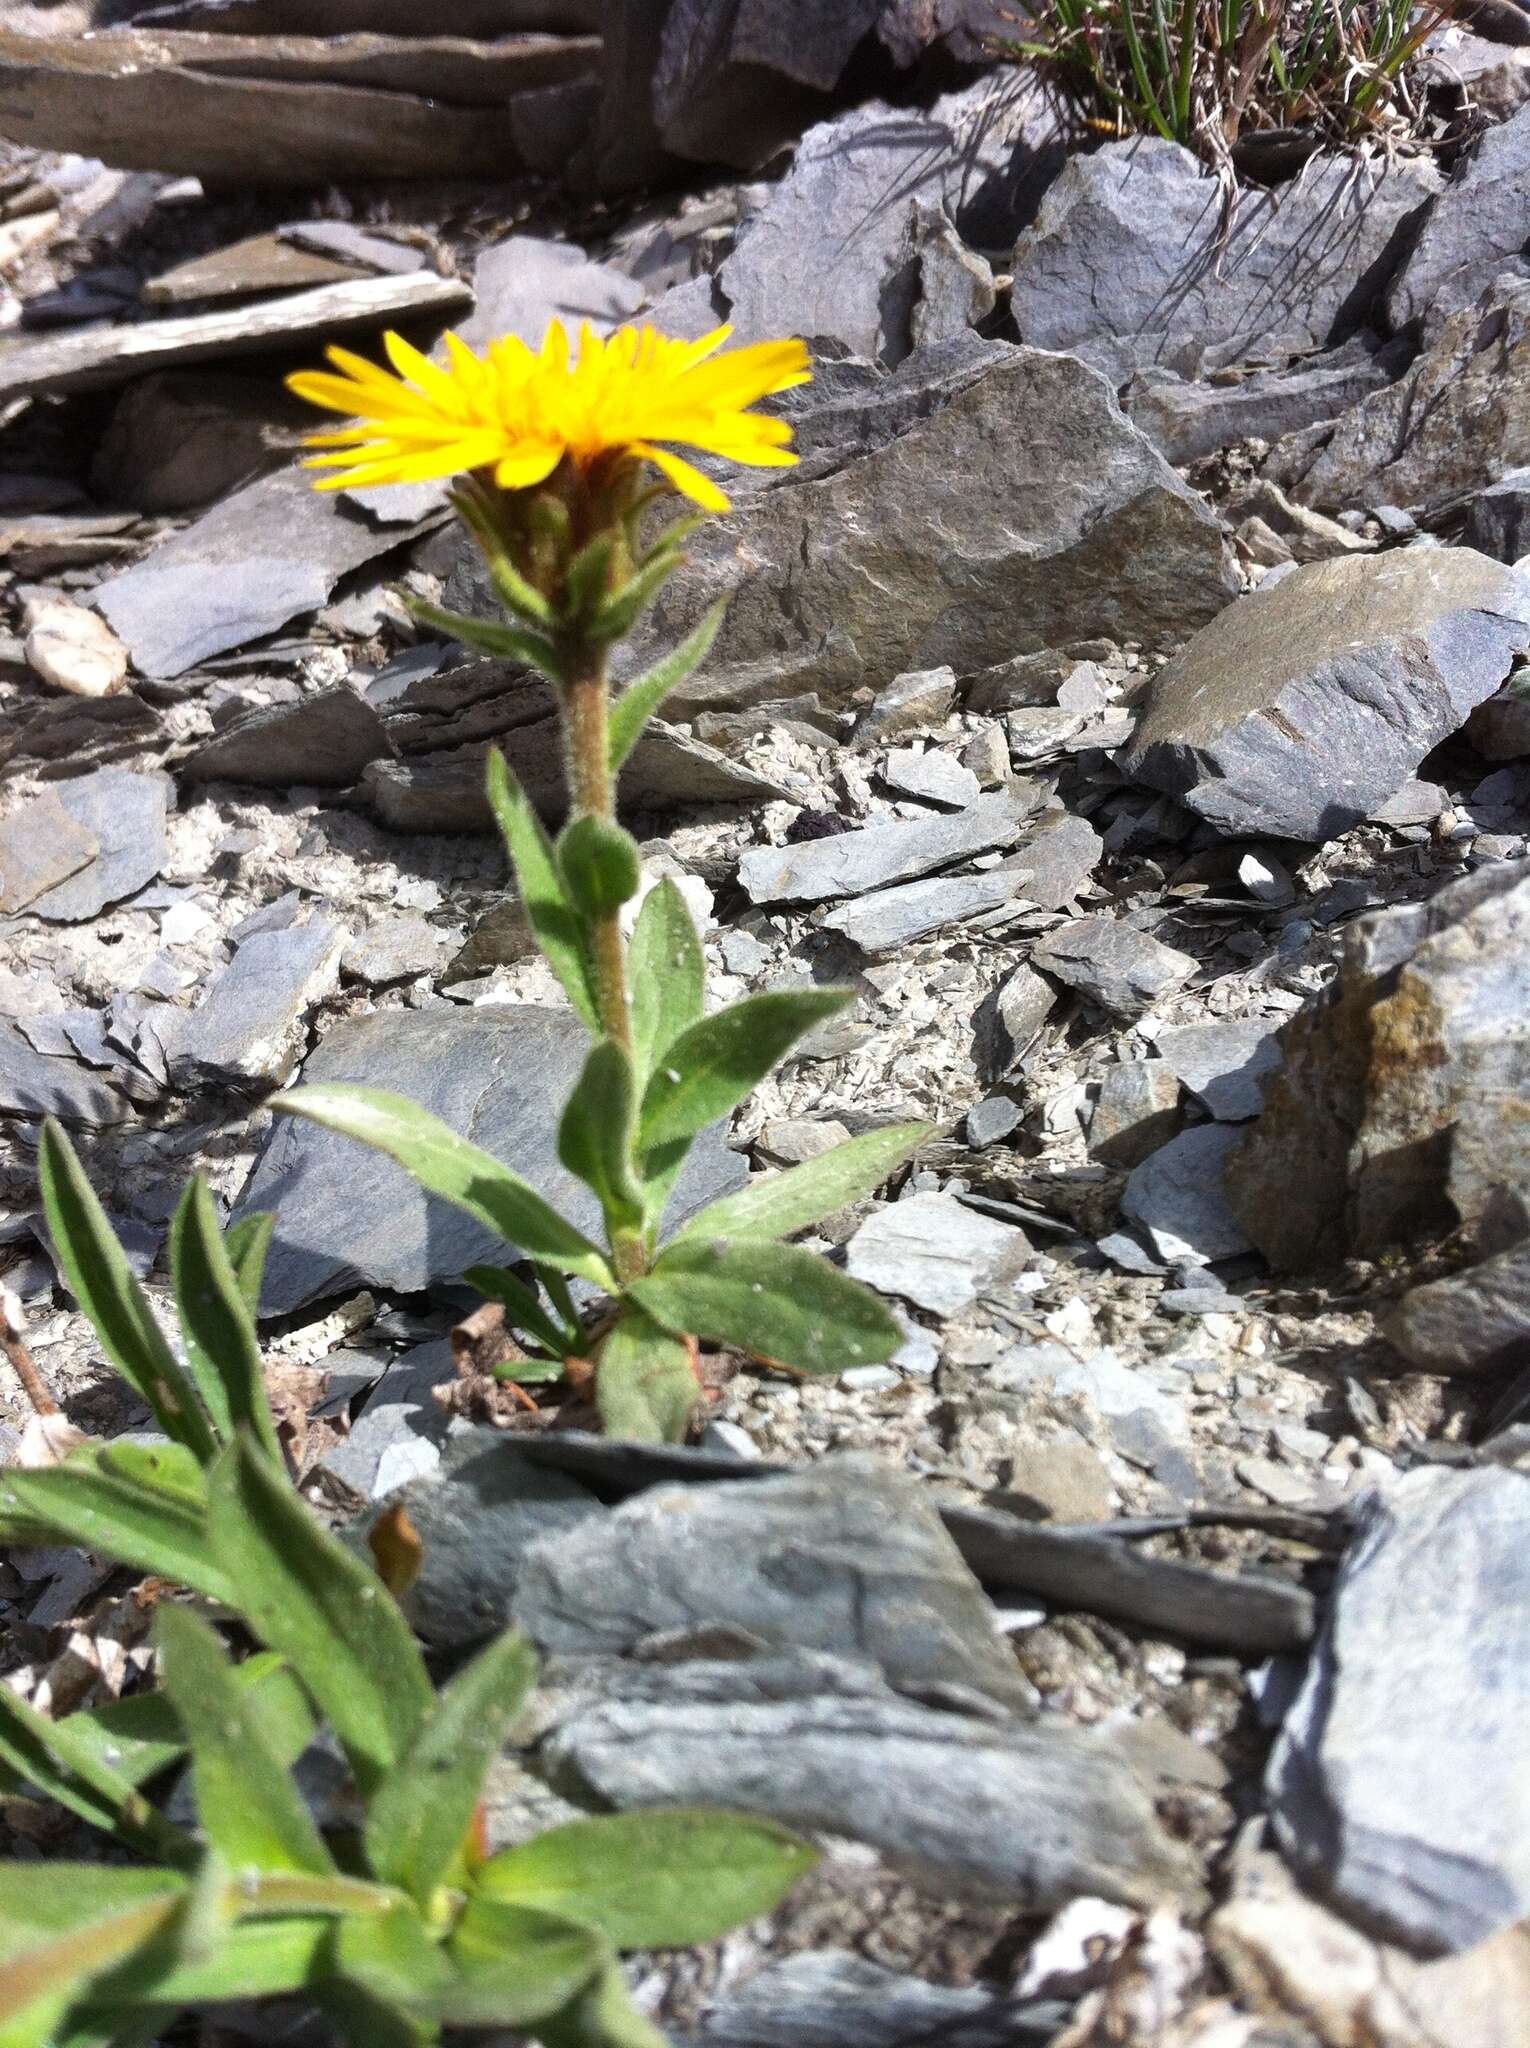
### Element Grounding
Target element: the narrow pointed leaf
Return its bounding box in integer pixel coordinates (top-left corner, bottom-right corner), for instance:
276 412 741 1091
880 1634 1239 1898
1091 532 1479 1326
0 1680 190 1860
608 598 727 772
364 1629 537 1907
590 550 681 643
0 1452 229 1604
439 1899 603 2028
90 1913 334 2008
629 1238 902 1375
675 1123 931 1245
0 1869 186 2032
638 990 852 1153
627 879 703 1089
532 1961 671 2048
154 1604 335 1879
557 1041 644 1239
270 1085 614 1291
405 597 562 682
560 531 617 624
482 548 554 627
222 1210 275 1321
486 751 599 1032
170 1177 282 1464
594 1310 697 1444
324 1907 453 2039
38 1121 216 1462
207 1437 432 1794
463 1265 575 1361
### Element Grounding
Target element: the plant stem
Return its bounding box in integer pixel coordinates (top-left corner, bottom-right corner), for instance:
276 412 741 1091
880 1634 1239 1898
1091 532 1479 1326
1 1286 59 1417
561 642 633 1058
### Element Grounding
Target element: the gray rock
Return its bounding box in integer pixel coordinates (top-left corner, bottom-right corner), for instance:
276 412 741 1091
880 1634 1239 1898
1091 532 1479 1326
25 768 170 922
455 233 643 354
1388 1238 1530 1374
95 465 433 680
964 648 1080 713
1123 336 1399 466
1466 687 1530 761
1089 1060 1181 1167
183 687 394 788
966 1095 1021 1148
852 666 957 744
845 1190 1029 1315
584 344 1239 717
995 962 1058 1060
998 811 1103 911
882 746 979 809
990 1340 1188 1438
1228 861 1530 1270
738 789 1033 906
318 1340 455 1502
341 916 460 986
0 1022 129 1126
960 723 1010 786
651 0 878 167
1388 103 1530 340
162 919 345 1089
1122 1122 1253 1264
820 870 1030 952
1123 550 1530 841
1268 1465 1530 1953
1152 1018 1284 1121
514 1456 1035 1714
361 1426 602 1645
0 787 100 914
1030 918 1195 1019
235 1005 746 1315
1012 141 1436 384
92 371 303 515
540 1653 1200 1911
695 1950 1064 2048
1463 468 1530 564
910 207 997 352
1278 277 1530 517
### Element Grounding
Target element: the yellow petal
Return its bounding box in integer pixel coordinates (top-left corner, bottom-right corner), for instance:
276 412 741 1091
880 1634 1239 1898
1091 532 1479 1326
631 441 729 513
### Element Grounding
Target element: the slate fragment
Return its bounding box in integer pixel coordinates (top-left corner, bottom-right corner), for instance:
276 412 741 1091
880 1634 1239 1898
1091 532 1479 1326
0 1024 130 1127
182 687 394 788
1030 918 1195 1019
0 789 99 914
1388 101 1530 339
162 919 345 1089
1388 1239 1530 1374
739 790 1034 906
26 769 170 923
844 1191 1030 1316
1122 1123 1254 1265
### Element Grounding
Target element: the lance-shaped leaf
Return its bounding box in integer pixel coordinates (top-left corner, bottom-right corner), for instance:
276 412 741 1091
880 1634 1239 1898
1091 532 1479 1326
323 1906 453 2043
269 1086 615 1292
0 1867 186 2035
90 1911 336 2010
608 599 727 773
558 1041 644 1240
207 1438 432 1795
0 1680 190 1861
404 597 563 684
627 879 703 1090
0 1449 228 1605
556 818 640 916
477 1809 816 1951
364 1629 537 1908
628 1238 903 1375
154 1605 335 1880
638 990 851 1154
594 1310 697 1444
38 1121 216 1463
560 531 618 625
590 549 682 643
486 752 598 1032
462 1265 574 1363
170 1177 282 1465
223 1210 275 1321
675 1123 931 1246
533 1961 671 2048
438 1899 604 2028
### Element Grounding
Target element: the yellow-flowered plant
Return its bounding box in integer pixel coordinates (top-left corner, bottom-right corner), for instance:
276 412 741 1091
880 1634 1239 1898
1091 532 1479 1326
276 317 930 1441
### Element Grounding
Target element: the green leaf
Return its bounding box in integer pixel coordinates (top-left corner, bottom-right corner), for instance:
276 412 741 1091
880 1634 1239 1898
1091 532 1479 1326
38 1120 217 1463
531 1961 671 2048
594 1311 697 1444
486 751 599 1032
207 1437 433 1795
481 548 554 629
405 596 562 682
0 1679 190 1860
0 1450 229 1605
324 1907 452 2041
170 1176 283 1465
560 532 618 625
154 1604 335 1879
222 1210 275 1321
556 818 641 916
440 1898 604 2028
364 1629 537 1907
590 550 682 643
638 990 852 1154
0 1868 186 2035
675 1123 931 1245
90 1912 333 2009
628 1238 903 1375
269 1085 615 1292
479 1809 816 1952
463 1265 574 1362
608 598 727 772
627 880 703 1091
558 1041 644 1240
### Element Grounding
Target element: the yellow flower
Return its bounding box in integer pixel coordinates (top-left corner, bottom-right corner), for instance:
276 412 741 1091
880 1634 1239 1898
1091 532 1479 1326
288 318 811 513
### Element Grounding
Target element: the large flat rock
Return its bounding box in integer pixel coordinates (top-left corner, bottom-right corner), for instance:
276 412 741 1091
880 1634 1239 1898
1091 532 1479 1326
1388 102 1530 340
1123 550 1530 842
235 1004 746 1316
1268 1465 1530 1954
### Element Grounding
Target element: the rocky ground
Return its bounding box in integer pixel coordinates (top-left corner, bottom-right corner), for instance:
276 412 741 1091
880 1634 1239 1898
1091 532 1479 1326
4 5 1530 2044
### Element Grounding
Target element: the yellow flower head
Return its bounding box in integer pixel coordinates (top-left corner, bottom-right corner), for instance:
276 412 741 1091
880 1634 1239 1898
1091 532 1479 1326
288 318 811 514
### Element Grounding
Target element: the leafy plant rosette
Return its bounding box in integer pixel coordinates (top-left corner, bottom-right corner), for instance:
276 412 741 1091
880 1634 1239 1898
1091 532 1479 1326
272 317 932 1440
0 1129 815 2044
